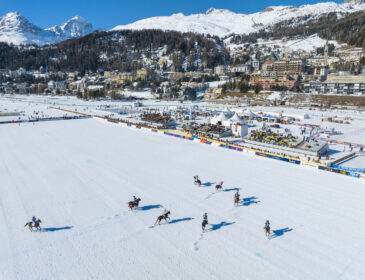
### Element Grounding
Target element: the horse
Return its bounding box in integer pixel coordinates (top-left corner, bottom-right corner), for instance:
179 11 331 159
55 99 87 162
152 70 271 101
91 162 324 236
194 179 202 187
24 219 42 232
128 198 141 210
265 225 271 238
155 211 170 225
215 183 223 190
234 197 240 206
202 220 208 232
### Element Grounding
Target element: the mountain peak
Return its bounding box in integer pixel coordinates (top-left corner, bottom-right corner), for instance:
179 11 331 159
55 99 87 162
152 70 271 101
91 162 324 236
49 15 93 39
205 8 232 15
0 11 44 36
112 1 365 37
0 12 93 45
68 15 87 22
1 12 29 25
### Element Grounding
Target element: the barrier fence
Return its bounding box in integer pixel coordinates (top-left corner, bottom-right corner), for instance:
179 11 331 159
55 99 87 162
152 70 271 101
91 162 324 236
331 164 365 173
52 107 365 180
0 115 90 125
318 165 361 178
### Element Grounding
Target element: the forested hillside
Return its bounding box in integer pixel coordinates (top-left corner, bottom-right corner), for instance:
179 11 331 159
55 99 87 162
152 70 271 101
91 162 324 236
0 30 229 72
230 11 365 48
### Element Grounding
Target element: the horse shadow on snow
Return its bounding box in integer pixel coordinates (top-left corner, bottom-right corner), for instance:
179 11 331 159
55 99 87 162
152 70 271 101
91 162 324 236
207 221 235 232
270 227 293 239
201 182 215 187
140 204 163 211
169 217 194 224
240 196 260 206
42 226 73 232
222 187 239 192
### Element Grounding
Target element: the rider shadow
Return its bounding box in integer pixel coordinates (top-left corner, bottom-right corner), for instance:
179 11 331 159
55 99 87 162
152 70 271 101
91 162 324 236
169 217 194 224
208 221 235 232
201 182 215 187
42 226 73 232
240 197 260 206
140 204 163 211
270 227 293 239
222 187 239 192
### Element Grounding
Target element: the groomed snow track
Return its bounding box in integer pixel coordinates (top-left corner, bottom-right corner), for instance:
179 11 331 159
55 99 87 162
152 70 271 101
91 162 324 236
1 118 365 280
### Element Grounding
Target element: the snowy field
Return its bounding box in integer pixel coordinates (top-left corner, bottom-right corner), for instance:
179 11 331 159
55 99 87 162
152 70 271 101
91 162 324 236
0 117 365 280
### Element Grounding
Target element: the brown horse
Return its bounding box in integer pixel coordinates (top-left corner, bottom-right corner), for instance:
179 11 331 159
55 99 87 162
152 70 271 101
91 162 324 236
202 220 208 232
155 211 170 225
265 226 270 238
24 219 42 232
234 197 239 206
128 198 141 210
215 181 223 190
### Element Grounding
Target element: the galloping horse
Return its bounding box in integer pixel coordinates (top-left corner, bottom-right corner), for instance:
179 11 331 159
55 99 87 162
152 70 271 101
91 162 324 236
24 219 42 232
128 198 141 210
215 181 223 190
155 211 171 225
264 225 271 238
234 197 239 206
202 220 208 232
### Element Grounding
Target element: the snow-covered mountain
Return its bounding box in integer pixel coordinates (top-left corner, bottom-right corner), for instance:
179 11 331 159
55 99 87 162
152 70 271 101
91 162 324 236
46 16 93 41
112 1 365 37
0 12 93 46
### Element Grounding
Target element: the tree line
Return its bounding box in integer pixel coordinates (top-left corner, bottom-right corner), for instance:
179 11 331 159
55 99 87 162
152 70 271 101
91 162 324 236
0 29 230 73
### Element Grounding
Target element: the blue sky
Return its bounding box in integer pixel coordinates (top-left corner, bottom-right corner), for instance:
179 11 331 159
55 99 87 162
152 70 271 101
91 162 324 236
1 0 343 29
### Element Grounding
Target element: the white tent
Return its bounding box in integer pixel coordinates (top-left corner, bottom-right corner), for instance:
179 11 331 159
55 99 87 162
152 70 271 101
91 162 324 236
210 115 219 125
244 109 257 119
224 107 234 117
217 112 229 122
232 108 246 116
211 112 229 125
229 112 243 124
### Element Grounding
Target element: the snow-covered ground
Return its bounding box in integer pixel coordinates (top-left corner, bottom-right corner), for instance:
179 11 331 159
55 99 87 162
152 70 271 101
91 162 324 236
256 34 341 53
122 89 155 99
0 116 364 280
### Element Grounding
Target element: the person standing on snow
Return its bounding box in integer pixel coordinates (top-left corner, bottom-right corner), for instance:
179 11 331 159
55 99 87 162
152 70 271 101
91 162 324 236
133 196 139 206
234 190 240 201
265 220 270 229
203 212 208 224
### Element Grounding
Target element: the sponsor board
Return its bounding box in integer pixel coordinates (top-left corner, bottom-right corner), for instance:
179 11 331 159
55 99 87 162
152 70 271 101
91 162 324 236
331 164 365 173
301 162 318 168
256 152 300 165
348 172 361 178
